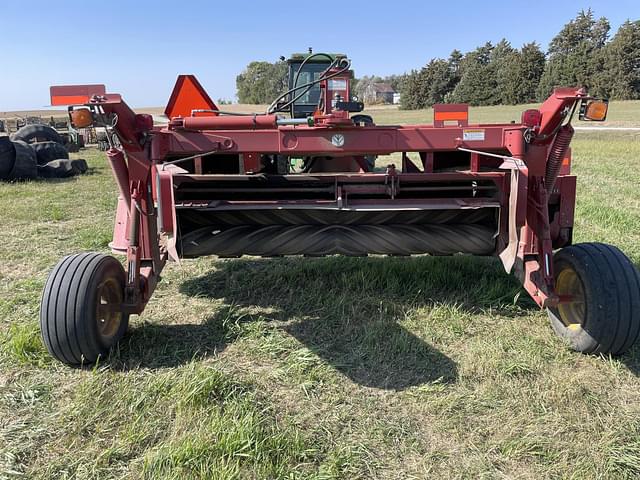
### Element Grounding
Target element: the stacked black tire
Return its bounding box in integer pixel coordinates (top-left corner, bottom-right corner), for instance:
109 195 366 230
0 136 38 180
0 124 87 180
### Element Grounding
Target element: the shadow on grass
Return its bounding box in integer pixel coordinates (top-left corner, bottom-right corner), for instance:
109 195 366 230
115 255 536 389
621 344 640 377
112 309 232 371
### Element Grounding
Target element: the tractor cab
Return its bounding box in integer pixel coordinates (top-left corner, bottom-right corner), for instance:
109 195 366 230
286 51 357 118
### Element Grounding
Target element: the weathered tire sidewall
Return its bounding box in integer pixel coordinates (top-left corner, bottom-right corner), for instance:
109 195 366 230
32 141 69 165
547 255 599 353
0 137 16 178
10 140 37 180
83 256 129 351
11 124 64 145
37 159 75 178
71 158 88 174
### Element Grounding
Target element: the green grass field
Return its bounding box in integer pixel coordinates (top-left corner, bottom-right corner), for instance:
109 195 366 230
1 102 639 479
368 100 640 127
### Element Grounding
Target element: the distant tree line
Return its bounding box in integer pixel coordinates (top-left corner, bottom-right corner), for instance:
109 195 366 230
400 10 640 109
235 10 639 107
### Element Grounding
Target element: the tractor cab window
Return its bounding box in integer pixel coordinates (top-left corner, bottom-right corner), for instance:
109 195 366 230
293 70 321 104
288 62 330 116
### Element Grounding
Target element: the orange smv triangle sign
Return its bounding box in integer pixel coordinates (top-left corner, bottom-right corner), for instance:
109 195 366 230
164 75 218 119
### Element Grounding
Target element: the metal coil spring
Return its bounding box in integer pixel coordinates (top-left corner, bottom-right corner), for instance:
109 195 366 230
544 125 574 192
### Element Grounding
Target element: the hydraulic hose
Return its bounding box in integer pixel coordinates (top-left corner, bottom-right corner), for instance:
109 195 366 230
267 56 351 114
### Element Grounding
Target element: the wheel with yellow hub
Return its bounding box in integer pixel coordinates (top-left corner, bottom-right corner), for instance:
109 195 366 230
40 253 129 366
547 243 640 355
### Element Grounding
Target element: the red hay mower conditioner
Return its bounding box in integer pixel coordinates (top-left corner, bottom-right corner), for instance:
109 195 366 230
40 52 640 366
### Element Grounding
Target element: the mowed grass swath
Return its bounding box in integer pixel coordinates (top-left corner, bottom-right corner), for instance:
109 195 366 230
1 99 640 478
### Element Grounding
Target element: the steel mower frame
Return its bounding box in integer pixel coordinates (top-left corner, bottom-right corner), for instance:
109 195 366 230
40 55 640 366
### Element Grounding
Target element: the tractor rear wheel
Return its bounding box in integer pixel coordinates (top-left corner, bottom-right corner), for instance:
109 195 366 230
547 243 640 355
40 253 129 366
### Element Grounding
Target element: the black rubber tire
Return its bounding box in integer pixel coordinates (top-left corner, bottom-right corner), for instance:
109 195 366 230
37 158 88 178
547 243 640 355
32 141 69 165
11 124 64 145
9 140 37 180
40 253 129 366
351 114 374 126
37 159 75 178
0 136 16 179
71 158 88 173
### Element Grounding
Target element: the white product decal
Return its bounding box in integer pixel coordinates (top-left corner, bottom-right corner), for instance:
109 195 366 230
463 129 485 141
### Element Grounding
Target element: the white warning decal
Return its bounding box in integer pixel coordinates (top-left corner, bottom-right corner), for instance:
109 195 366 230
463 129 485 141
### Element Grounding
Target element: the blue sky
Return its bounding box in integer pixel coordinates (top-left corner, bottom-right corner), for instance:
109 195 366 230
0 0 637 110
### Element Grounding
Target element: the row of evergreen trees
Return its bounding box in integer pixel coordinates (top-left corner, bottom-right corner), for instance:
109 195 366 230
400 10 640 109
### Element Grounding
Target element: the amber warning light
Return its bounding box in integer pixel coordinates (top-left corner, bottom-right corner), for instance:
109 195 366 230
70 108 94 128
579 99 608 122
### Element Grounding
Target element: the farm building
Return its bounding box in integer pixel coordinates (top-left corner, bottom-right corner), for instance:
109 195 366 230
363 82 397 104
